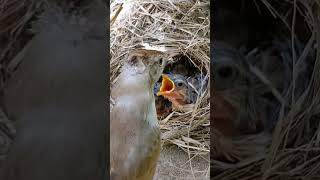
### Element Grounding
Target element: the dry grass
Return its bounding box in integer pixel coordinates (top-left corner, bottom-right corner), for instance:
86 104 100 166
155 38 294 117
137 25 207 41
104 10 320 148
212 0 320 179
110 0 210 157
0 0 42 91
0 0 41 162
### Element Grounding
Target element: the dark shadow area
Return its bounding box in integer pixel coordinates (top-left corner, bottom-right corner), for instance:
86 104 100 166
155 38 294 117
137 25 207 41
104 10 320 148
0 0 109 179
212 0 318 179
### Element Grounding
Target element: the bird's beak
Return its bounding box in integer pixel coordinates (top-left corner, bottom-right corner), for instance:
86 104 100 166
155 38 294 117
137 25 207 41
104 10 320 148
156 74 185 101
156 74 175 96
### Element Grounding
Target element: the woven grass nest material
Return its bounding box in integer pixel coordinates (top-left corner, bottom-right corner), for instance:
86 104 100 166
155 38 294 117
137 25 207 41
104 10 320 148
110 0 210 156
0 0 42 162
212 1 320 180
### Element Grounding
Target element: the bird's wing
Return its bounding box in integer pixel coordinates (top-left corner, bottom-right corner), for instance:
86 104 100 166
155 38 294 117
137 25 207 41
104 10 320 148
110 95 160 179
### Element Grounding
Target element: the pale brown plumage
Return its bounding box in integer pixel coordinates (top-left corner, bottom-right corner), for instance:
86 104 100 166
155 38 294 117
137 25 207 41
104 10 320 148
111 49 166 180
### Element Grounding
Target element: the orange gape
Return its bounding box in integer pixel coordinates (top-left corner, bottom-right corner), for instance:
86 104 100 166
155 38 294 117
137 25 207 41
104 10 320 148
212 91 239 137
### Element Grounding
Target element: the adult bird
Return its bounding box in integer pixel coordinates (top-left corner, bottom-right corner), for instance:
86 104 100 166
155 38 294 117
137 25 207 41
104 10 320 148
0 1 107 179
110 49 166 180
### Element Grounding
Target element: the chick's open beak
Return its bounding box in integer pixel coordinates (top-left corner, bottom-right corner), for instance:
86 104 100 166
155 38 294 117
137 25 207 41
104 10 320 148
156 74 174 96
156 74 185 101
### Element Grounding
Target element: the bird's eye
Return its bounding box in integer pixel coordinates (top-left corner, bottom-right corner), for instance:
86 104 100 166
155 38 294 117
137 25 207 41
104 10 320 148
177 82 183 87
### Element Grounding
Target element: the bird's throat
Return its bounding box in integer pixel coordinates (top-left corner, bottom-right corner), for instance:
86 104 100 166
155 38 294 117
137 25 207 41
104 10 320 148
114 72 151 96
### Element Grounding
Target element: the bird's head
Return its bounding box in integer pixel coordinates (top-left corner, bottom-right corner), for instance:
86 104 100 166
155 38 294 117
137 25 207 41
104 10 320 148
212 41 249 91
156 74 188 104
125 49 166 85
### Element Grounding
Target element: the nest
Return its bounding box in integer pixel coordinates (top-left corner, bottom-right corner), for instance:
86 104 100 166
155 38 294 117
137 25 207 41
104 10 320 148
212 0 320 179
110 0 210 156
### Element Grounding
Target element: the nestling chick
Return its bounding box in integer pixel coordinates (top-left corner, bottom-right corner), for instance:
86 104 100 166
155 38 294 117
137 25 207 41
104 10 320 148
111 49 166 180
212 41 264 136
155 71 209 113
156 74 195 112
